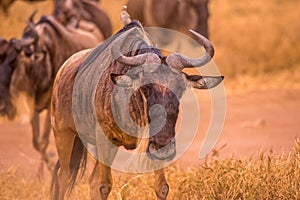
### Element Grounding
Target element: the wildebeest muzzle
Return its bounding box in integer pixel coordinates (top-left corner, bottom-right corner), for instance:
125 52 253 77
147 137 176 161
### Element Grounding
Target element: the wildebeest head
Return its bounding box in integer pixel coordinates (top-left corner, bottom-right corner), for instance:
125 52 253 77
110 19 223 161
0 38 28 119
8 17 59 121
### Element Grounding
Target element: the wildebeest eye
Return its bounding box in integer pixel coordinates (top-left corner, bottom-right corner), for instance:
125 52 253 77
23 45 34 56
30 52 45 62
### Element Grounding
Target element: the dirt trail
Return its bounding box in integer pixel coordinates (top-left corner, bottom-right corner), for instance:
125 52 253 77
178 88 300 165
0 89 299 175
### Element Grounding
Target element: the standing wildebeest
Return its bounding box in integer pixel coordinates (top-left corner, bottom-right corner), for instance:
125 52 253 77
127 0 209 39
51 10 223 200
1 15 103 170
53 0 112 39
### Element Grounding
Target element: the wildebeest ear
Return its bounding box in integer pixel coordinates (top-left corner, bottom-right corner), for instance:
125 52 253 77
185 74 224 89
110 73 138 87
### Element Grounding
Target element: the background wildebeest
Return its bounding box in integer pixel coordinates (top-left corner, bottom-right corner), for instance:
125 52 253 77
50 9 222 200
127 0 209 40
53 0 112 39
0 38 17 118
0 37 33 119
0 13 103 170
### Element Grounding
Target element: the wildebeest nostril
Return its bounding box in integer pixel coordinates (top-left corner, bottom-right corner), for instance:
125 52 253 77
155 137 173 148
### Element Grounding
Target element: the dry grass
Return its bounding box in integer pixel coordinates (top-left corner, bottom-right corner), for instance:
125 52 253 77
0 139 299 199
210 0 300 76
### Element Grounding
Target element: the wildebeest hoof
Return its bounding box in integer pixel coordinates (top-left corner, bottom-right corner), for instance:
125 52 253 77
156 184 169 200
100 183 111 199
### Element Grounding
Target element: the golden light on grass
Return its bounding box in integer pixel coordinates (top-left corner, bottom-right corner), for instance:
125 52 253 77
0 139 299 199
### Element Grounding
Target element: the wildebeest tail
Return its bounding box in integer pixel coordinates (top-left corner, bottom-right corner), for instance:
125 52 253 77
50 136 87 199
68 136 87 195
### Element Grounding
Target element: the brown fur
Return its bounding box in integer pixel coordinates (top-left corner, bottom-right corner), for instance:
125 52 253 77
0 38 18 118
53 0 112 39
127 0 209 38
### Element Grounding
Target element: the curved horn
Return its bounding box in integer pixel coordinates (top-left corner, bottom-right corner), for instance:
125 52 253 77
28 9 38 23
112 43 161 66
166 29 214 70
13 21 39 50
12 38 35 51
120 6 132 25
25 20 39 44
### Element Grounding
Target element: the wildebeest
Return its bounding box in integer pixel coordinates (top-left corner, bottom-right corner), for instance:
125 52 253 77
0 12 43 118
127 0 210 39
0 37 32 118
53 0 112 39
50 9 223 199
1 14 103 170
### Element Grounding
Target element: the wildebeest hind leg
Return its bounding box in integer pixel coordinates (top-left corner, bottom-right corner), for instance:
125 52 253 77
89 161 112 200
154 168 169 200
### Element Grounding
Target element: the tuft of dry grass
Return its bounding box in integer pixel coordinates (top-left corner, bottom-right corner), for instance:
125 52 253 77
0 167 50 200
1 139 299 199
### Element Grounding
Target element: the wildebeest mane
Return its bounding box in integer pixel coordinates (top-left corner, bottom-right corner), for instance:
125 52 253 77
79 20 152 69
23 15 62 40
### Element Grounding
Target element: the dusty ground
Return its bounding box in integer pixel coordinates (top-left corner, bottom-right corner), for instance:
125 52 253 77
0 88 299 176
178 88 300 165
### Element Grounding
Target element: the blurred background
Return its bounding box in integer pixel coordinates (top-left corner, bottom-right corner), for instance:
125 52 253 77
1 0 300 89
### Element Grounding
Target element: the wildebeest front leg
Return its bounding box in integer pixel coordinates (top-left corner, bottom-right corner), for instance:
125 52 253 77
54 130 77 200
154 168 169 200
31 111 45 176
90 128 119 199
31 110 52 173
31 111 40 152
89 161 113 200
40 108 53 169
